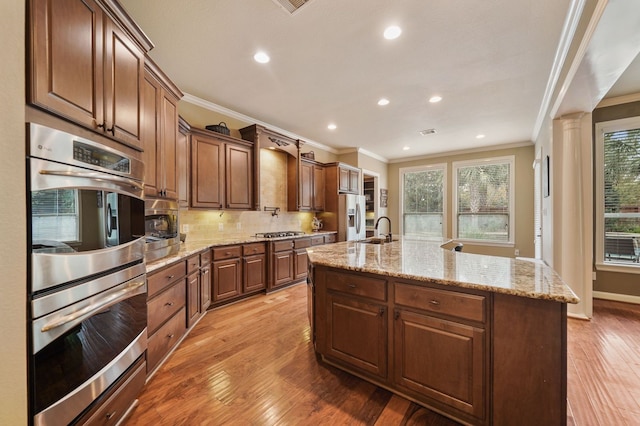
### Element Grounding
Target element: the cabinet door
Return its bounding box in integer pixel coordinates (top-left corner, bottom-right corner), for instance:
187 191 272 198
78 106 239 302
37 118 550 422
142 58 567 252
313 165 325 211
226 143 253 209
213 258 241 302
349 169 360 194
243 254 266 293
394 309 485 419
160 92 179 199
325 293 387 378
339 167 350 192
141 70 161 197
299 161 313 211
272 251 294 288
200 264 211 311
294 249 308 280
191 134 225 208
102 17 144 149
177 120 190 206
30 0 104 131
186 272 200 328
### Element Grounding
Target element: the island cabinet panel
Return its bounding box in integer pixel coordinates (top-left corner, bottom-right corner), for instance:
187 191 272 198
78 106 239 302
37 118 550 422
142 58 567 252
492 293 567 426
393 309 486 420
395 283 486 323
326 293 388 379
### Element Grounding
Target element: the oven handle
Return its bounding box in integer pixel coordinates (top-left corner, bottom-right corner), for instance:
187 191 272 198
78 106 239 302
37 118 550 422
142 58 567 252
39 170 144 191
40 281 145 332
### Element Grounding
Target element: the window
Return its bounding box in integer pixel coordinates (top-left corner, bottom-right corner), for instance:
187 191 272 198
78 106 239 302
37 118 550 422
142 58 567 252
453 156 514 243
595 117 640 269
400 165 446 237
31 189 79 242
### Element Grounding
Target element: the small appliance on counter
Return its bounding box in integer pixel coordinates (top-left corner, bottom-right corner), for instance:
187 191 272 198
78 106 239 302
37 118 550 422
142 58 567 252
311 216 323 232
145 199 180 262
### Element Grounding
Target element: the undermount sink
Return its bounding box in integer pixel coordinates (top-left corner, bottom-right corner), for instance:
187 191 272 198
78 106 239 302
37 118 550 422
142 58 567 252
357 237 398 244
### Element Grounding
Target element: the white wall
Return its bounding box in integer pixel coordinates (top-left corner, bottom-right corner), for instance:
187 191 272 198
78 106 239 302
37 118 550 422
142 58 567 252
0 0 27 423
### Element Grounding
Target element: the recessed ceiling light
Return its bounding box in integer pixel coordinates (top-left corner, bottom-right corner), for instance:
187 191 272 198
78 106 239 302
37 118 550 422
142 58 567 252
419 128 437 136
429 96 442 103
377 98 390 106
254 51 270 64
383 26 402 40
327 123 337 130
476 134 485 139
403 146 410 151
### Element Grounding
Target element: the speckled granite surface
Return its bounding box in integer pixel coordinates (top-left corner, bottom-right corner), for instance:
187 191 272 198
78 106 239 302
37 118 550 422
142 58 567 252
146 231 336 273
306 237 579 304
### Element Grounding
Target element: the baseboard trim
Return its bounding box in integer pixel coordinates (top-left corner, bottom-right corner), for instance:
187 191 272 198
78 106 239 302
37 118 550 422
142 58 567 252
593 291 640 305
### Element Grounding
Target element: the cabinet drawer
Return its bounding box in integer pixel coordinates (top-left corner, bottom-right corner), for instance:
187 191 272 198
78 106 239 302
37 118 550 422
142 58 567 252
243 242 265 256
200 249 212 265
148 281 186 334
186 254 200 275
326 270 387 302
311 235 325 246
147 306 186 373
395 283 486 323
147 262 186 297
294 238 311 249
324 234 336 244
212 245 242 260
272 240 294 252
82 358 146 426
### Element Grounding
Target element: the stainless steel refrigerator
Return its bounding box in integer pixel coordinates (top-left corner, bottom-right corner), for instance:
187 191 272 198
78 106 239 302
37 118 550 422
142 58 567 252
337 194 366 241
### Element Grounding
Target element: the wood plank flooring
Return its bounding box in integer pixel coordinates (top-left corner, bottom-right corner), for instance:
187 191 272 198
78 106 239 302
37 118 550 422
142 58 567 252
125 284 640 425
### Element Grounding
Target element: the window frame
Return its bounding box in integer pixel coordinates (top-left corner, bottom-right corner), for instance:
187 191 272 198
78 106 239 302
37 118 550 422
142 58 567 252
595 116 640 274
399 163 447 238
452 155 515 246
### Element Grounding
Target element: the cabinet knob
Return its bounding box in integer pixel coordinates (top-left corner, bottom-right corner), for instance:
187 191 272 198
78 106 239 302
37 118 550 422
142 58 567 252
167 334 175 339
105 411 117 420
429 299 440 306
167 275 175 279
165 301 174 307
348 284 356 288
379 307 385 317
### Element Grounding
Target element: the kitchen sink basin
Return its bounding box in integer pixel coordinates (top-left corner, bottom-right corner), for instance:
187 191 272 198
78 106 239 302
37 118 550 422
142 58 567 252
357 237 398 244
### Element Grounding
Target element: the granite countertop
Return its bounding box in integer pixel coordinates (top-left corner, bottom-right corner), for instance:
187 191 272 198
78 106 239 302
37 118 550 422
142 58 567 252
146 231 336 273
306 237 579 304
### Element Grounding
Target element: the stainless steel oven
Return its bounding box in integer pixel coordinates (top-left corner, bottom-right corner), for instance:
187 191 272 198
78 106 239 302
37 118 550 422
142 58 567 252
27 123 147 425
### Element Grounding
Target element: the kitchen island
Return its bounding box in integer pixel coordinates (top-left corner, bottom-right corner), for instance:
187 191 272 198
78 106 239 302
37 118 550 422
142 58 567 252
306 238 578 426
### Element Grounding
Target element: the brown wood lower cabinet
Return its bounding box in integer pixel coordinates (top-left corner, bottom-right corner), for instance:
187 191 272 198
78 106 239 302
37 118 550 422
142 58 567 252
243 243 266 293
146 262 187 374
186 250 212 328
213 248 242 302
312 265 568 426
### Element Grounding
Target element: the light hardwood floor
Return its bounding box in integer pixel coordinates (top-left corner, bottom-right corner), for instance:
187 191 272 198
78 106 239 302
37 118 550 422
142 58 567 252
125 284 640 425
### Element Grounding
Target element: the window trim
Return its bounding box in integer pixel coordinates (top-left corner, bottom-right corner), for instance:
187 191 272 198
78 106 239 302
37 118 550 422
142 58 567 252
452 155 515 245
399 163 447 238
594 116 640 273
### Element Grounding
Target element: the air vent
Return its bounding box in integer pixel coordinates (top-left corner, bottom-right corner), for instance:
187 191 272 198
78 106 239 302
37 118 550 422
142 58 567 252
271 0 310 14
419 128 437 136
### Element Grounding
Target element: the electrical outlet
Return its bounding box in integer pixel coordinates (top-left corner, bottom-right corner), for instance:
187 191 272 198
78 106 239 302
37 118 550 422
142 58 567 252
182 224 189 233
592 271 597 281
218 223 224 231
236 222 242 230
514 249 520 256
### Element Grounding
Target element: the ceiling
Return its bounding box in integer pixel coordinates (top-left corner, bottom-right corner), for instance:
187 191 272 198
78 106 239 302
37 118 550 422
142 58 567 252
119 0 638 161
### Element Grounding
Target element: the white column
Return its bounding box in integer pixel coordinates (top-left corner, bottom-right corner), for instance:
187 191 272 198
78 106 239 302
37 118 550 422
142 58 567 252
560 113 589 318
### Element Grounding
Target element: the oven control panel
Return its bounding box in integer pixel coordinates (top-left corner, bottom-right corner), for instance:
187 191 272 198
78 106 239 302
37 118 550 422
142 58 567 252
73 141 130 173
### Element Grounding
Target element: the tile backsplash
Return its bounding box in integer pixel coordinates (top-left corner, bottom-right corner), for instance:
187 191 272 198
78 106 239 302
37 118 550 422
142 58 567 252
180 148 316 241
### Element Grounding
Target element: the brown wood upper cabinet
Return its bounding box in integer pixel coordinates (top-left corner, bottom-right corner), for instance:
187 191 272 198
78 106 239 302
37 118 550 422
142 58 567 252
191 128 255 210
142 58 183 200
288 157 325 212
29 0 153 150
325 163 361 195
177 117 190 207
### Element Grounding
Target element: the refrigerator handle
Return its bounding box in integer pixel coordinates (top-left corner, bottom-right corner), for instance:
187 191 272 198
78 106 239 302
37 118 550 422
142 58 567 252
355 202 361 234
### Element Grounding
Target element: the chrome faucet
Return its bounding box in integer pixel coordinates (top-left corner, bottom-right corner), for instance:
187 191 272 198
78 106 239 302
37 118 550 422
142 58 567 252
374 216 392 242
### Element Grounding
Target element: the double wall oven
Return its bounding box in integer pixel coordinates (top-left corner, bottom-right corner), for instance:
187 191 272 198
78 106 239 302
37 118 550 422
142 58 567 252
27 123 147 425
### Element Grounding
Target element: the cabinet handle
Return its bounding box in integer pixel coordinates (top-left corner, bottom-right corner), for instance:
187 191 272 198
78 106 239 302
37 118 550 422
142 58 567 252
165 301 174 307
394 310 400 320
105 411 117 420
429 299 440 306
348 284 356 288
379 307 385 317
202 269 209 275
167 334 175 339
106 125 115 136
225 252 231 256
167 275 175 279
